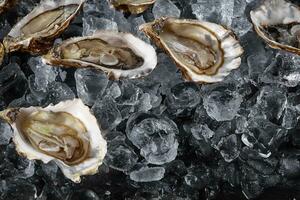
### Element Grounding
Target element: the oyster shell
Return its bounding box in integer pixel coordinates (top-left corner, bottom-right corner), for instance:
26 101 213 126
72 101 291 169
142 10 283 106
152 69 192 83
0 42 4 65
0 99 107 183
250 0 300 55
3 0 84 54
140 17 244 83
42 31 158 80
109 0 156 14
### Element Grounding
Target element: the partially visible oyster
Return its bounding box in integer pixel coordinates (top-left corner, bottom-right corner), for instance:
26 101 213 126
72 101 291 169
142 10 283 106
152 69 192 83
0 42 4 65
43 31 157 80
3 0 84 54
0 99 107 183
140 18 243 83
250 0 300 55
0 0 15 13
109 0 156 14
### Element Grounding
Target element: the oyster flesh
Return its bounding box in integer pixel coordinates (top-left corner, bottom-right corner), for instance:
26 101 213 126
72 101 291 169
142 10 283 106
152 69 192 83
0 0 14 13
0 99 107 183
250 0 300 55
140 17 243 83
0 42 4 65
3 0 84 54
43 31 158 80
109 0 156 14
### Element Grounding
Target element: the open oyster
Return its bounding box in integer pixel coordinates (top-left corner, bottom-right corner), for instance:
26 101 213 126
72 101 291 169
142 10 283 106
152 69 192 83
140 17 244 83
0 99 107 183
3 0 84 54
250 0 300 55
43 31 158 80
0 42 4 65
109 0 156 14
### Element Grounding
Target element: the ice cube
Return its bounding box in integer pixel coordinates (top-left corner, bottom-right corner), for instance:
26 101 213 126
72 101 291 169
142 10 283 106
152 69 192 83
126 112 179 165
152 0 181 19
105 135 138 172
203 87 242 121
75 68 108 106
130 166 165 182
0 120 12 145
92 96 122 131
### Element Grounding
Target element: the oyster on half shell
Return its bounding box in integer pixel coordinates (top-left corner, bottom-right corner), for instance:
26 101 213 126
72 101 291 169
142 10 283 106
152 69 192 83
0 99 107 183
42 31 157 80
250 0 300 55
109 0 156 14
140 17 244 83
3 0 84 54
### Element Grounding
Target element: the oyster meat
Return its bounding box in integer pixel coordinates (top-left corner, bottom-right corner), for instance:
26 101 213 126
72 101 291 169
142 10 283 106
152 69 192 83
109 0 156 14
140 17 243 83
250 0 300 55
43 31 157 80
0 99 107 183
3 0 84 54
0 42 4 65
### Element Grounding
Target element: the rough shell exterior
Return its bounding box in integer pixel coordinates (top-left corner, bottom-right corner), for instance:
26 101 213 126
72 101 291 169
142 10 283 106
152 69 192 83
140 17 244 83
109 0 156 14
11 99 107 183
42 31 158 80
250 0 300 55
3 0 84 54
